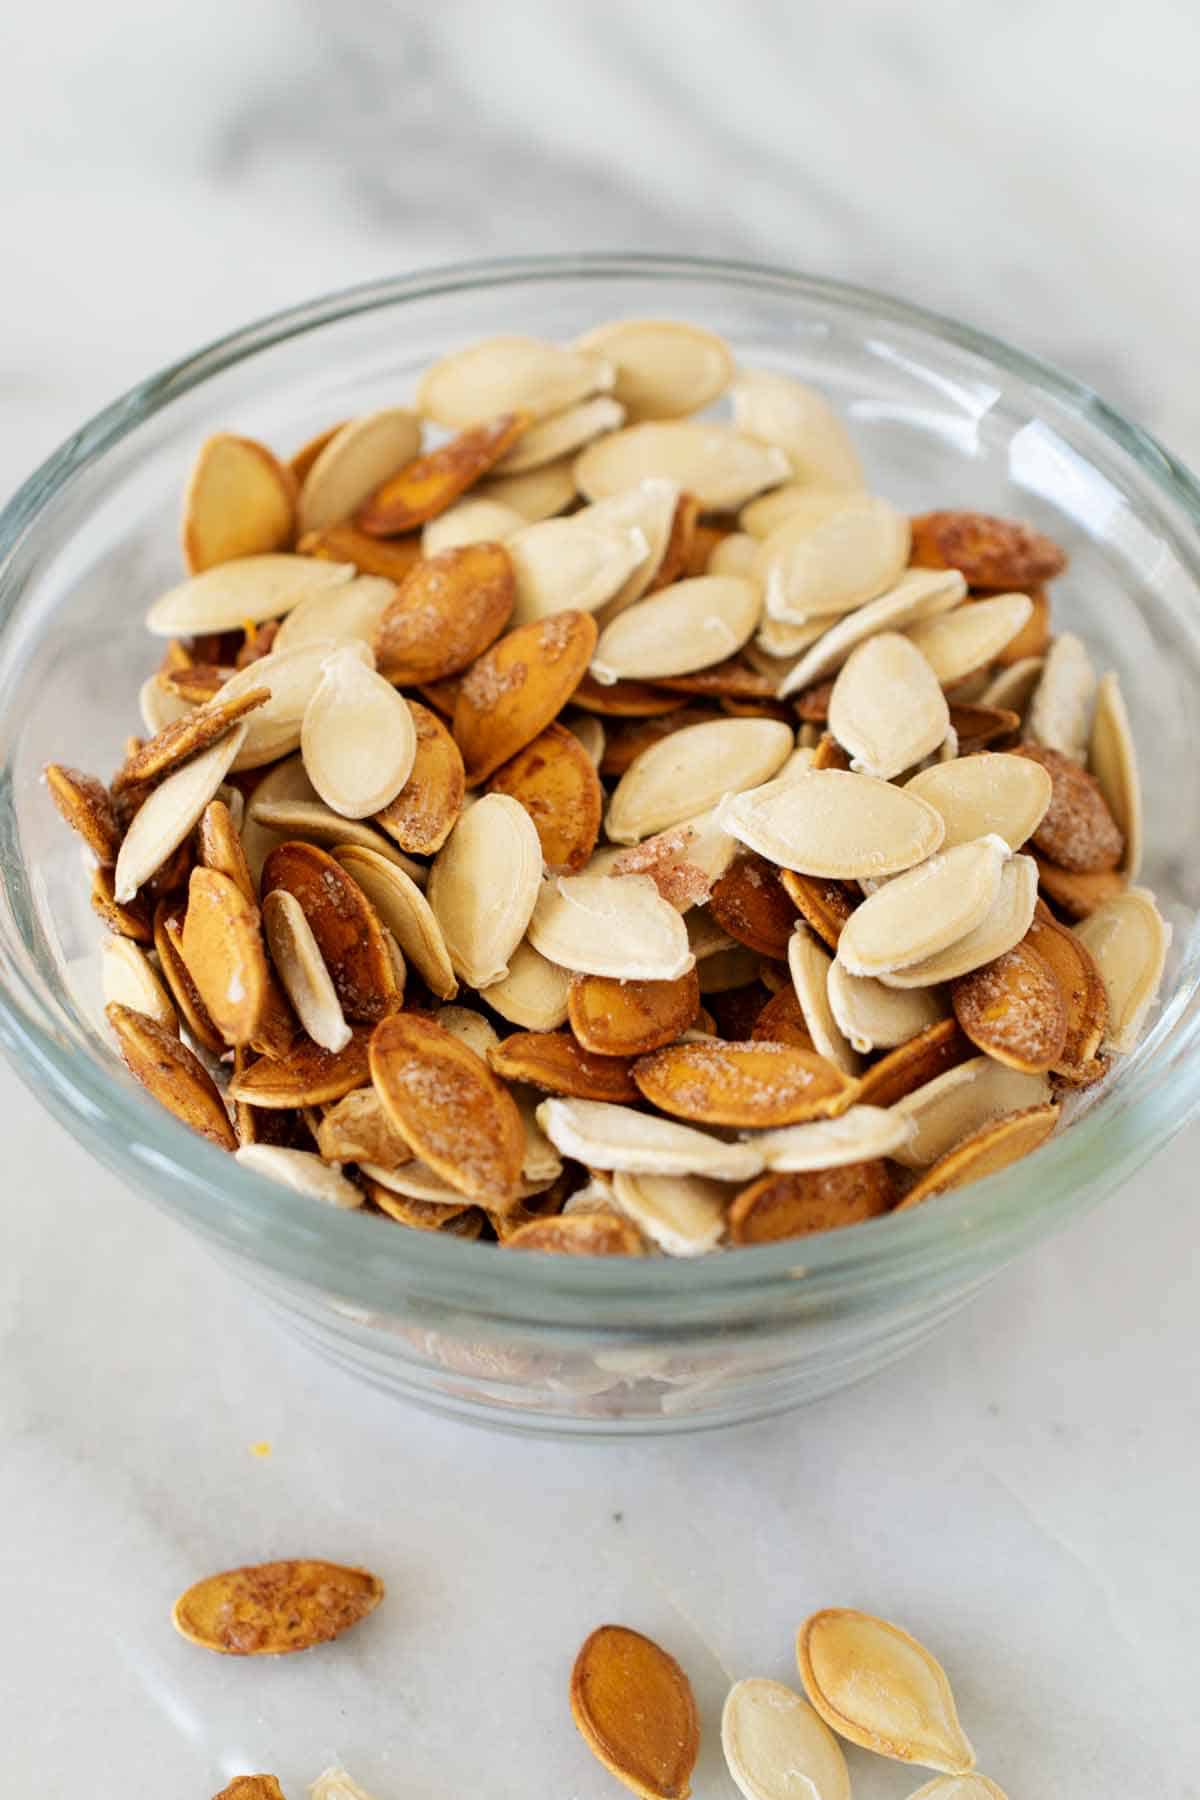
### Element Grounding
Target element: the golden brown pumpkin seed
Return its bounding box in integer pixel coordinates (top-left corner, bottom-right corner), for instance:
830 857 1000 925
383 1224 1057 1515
1034 856 1126 919
1025 904 1108 1081
212 1777 286 1800
797 1608 975 1772
709 854 801 958
227 1027 372 1108
486 720 602 872
45 763 122 863
854 1018 973 1108
894 1103 1060 1209
910 510 1066 586
356 412 529 535
300 523 423 584
507 1212 644 1255
261 840 398 1023
489 1031 638 1102
951 940 1067 1072
180 866 283 1049
728 1160 894 1243
106 1002 236 1150
537 1096 763 1181
1012 743 1124 873
453 608 597 784
369 1011 525 1206
605 812 738 909
147 553 353 637
633 1038 853 1128
417 337 613 428
567 968 700 1056
301 647 417 818
236 1143 363 1208
721 1676 851 1800
1074 887 1170 1053
750 982 816 1050
317 1086 412 1169
891 1055 1052 1169
371 699 464 856
172 1558 383 1655
296 407 422 535
570 1623 700 1800
577 420 791 512
197 798 256 904
182 435 295 574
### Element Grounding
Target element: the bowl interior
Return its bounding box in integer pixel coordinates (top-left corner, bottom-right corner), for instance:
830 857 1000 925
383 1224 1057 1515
1 256 1199 1331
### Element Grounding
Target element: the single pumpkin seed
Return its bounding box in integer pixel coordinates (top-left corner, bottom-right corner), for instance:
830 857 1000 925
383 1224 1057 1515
100 937 179 1035
732 368 864 490
296 407 423 534
528 872 694 980
427 793 543 987
891 1054 1052 1168
827 959 945 1053
493 393 625 473
751 1104 915 1171
1074 886 1170 1053
479 938 572 1030
577 317 735 419
181 435 295 574
420 496 524 554
592 575 761 685
797 1608 975 1773
788 927 859 1075
721 1676 851 1800
1088 670 1142 876
506 516 649 625
587 479 683 617
881 854 1038 987
1026 631 1096 762
836 837 1008 977
416 335 614 428
906 593 1033 684
537 1096 763 1180
146 553 353 637
477 456 578 521
606 717 794 845
172 1558 382 1655
113 723 248 902
610 1170 727 1257
301 646 417 817
576 420 791 512
273 574 395 655
757 494 910 623
719 768 946 882
828 632 949 779
905 753 1052 851
262 888 352 1052
236 1143 363 1208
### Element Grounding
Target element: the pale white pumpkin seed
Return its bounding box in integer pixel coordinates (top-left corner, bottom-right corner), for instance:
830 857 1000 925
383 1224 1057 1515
1026 631 1096 762
718 768 945 881
421 496 525 555
301 646 416 818
335 842 458 999
507 516 649 624
905 753 1052 851
827 959 945 1053
273 574 394 655
576 421 791 512
591 575 761 684
788 926 859 1075
427 793 542 989
247 798 426 886
433 1004 500 1059
476 457 578 521
828 633 949 779
835 836 1008 977
891 1056 1052 1168
262 887 352 1052
138 674 194 736
606 718 794 845
492 394 625 473
778 568 967 696
707 532 760 579
145 553 353 636
757 494 910 623
296 407 422 534
528 872 694 980
223 638 373 772
100 937 179 1034
1075 887 1170 1053
721 1676 852 1800
113 722 248 901
906 593 1033 684
751 1106 915 1172
416 335 614 428
980 655 1045 715
611 1171 728 1257
536 1097 763 1180
1088 671 1142 876
576 318 735 419
732 368 864 490
585 479 682 618
236 1144 363 1209
880 853 1038 987
479 938 572 1030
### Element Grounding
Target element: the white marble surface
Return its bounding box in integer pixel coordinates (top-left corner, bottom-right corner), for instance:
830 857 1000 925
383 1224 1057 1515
3 2 1199 1792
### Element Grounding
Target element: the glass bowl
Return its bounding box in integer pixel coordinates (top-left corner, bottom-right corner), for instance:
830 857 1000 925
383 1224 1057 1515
2 253 1198 1435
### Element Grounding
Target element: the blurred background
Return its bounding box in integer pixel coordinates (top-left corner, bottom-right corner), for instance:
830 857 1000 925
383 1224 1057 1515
4 0 1199 501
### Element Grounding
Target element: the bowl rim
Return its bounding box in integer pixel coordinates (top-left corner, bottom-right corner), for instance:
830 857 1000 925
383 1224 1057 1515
2 249 1199 1328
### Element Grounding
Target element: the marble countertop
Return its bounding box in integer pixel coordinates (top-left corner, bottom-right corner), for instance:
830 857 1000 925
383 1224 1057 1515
3 2 1198 1793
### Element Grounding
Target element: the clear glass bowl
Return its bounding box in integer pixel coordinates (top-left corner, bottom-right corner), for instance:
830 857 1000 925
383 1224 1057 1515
2 254 1198 1434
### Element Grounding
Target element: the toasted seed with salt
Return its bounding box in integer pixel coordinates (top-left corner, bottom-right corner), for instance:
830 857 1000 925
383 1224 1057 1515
906 593 1033 685
100 937 179 1034
421 496 525 555
335 843 457 1000
114 723 248 902
479 938 572 1030
273 574 394 655
139 674 194 735
576 421 791 512
528 872 694 980
592 576 762 684
751 1105 915 1172
720 768 945 881
1027 631 1096 762
301 648 416 818
891 1054 1052 1168
1075 887 1170 1053
721 1676 852 1800
427 793 542 988
1088 671 1142 876
606 717 794 845
236 1144 363 1209
146 554 354 637
249 799 425 885
506 516 649 626
837 837 1008 977
797 1608 975 1774
577 318 735 419
881 854 1038 987
827 959 945 1053
757 495 910 623
262 888 351 1052
493 394 625 474
477 457 578 521
828 633 949 779
732 368 864 490
777 568 967 696
980 655 1045 714
296 407 422 534
223 639 374 772
905 753 1052 851
610 1170 728 1256
537 1096 764 1180
417 336 613 428
788 927 859 1075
